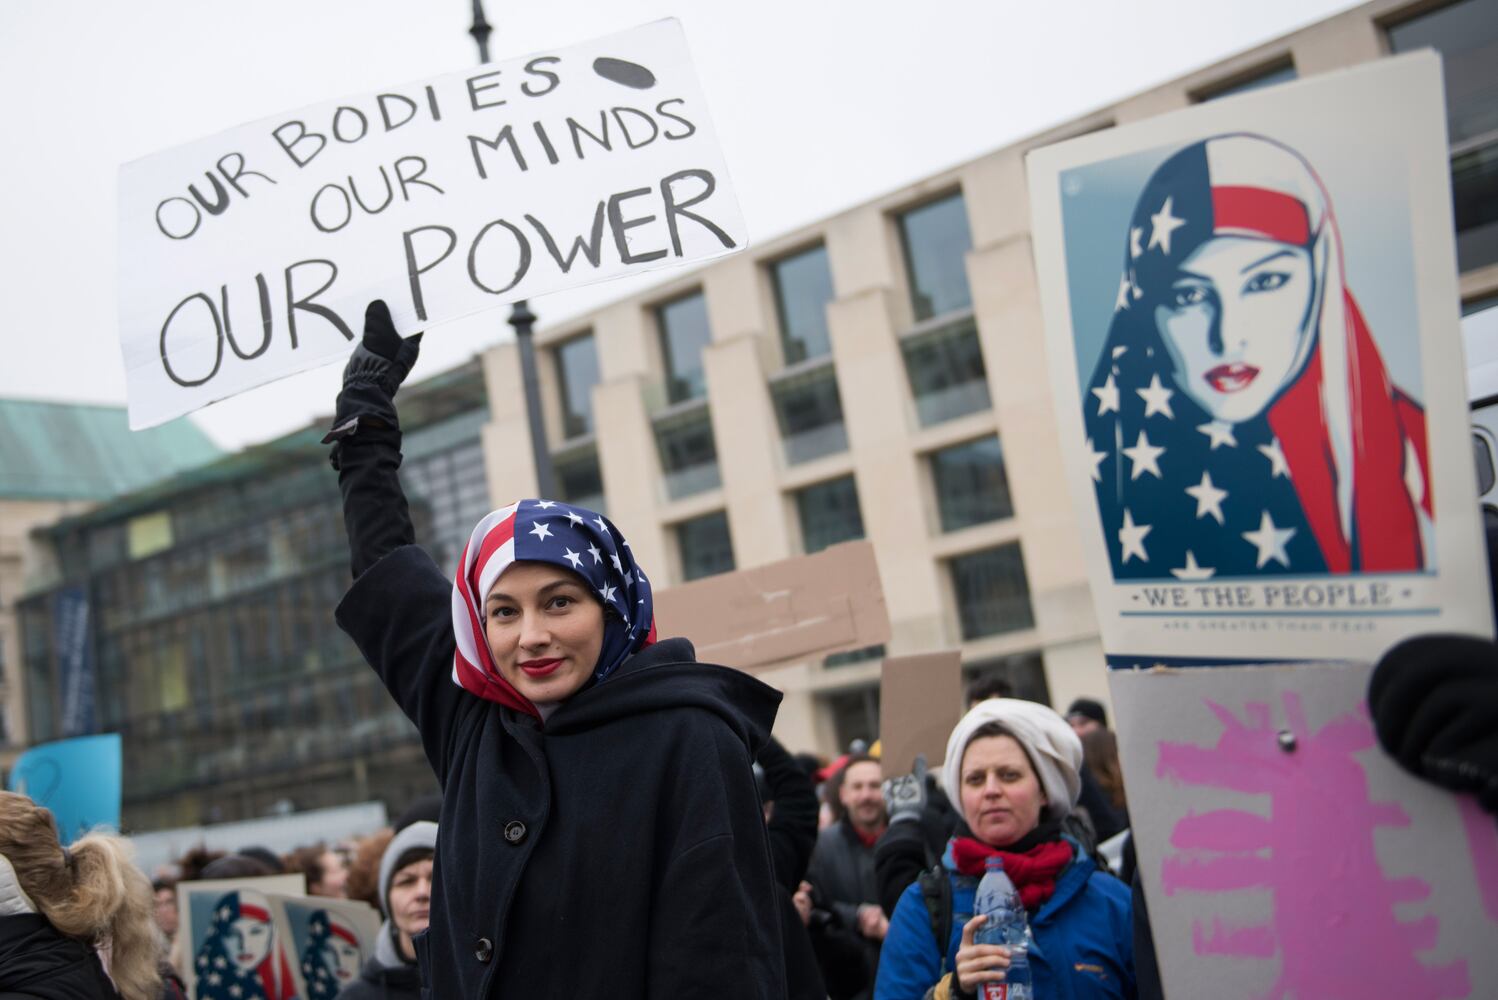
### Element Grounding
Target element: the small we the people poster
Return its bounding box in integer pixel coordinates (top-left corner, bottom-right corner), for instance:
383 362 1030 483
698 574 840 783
1026 52 1492 667
178 875 306 999
268 894 381 999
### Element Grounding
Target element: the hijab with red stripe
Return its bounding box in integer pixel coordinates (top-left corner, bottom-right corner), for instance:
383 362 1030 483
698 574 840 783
451 500 657 716
1085 133 1431 581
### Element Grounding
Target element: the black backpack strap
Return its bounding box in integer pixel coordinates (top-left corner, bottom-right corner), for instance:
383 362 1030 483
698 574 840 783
918 864 953 976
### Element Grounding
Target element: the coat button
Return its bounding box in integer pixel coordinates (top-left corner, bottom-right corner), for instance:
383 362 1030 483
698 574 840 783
503 820 527 844
474 937 493 963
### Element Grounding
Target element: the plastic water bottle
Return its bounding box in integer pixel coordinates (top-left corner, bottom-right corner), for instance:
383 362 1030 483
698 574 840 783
973 856 1033 1000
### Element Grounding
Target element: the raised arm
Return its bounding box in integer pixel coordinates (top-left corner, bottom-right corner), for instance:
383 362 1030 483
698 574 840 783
327 302 469 776
324 300 423 578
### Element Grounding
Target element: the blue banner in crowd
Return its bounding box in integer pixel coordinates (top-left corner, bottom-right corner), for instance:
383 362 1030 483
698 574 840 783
54 585 96 737
7 733 122 842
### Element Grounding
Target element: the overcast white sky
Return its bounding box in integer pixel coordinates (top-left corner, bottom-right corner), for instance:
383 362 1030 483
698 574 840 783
0 0 1362 450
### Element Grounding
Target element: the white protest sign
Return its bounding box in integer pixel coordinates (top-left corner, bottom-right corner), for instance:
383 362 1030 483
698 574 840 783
118 18 744 429
1024 53 1492 666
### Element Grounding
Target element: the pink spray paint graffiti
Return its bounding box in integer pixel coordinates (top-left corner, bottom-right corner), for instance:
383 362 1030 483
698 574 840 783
1156 693 1471 999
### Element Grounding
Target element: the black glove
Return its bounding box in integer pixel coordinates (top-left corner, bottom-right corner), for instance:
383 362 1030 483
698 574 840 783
323 300 423 460
882 754 929 826
1368 634 1498 814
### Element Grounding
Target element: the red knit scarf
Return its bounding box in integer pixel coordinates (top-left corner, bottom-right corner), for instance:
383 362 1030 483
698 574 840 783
951 837 1074 911
852 823 886 850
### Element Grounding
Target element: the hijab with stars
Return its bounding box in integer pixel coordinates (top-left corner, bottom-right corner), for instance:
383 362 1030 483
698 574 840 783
191 890 293 1000
451 500 657 716
1084 133 1432 580
298 908 363 999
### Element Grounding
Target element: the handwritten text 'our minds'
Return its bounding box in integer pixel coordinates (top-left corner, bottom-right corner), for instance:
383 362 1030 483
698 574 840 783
150 55 737 390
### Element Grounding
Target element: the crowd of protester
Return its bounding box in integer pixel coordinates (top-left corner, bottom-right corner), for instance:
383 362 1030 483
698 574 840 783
2 302 1495 999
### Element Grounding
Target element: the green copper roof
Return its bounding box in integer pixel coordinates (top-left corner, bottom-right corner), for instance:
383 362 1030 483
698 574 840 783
0 398 222 501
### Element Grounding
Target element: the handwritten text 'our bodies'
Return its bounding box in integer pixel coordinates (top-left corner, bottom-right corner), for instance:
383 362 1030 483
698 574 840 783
150 57 736 389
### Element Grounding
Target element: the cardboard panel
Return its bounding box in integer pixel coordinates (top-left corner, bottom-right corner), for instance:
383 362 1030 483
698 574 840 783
654 541 889 672
878 651 964 774
1112 663 1498 997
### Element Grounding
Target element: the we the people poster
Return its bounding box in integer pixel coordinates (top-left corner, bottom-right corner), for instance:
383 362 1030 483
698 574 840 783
1027 52 1491 667
1026 53 1498 998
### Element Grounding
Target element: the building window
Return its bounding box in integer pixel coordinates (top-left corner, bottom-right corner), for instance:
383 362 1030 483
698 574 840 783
898 193 974 322
1389 0 1498 273
403 435 492 574
902 316 992 426
825 684 880 752
824 643 886 669
554 333 600 440
964 651 1050 705
554 447 605 515
796 476 866 554
950 544 1034 640
771 364 848 465
677 511 735 581
655 407 721 500
657 292 713 405
931 435 1014 531
771 244 836 365
1195 60 1296 102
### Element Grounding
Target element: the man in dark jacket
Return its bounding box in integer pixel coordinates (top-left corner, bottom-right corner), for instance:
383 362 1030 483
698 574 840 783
757 737 829 1000
328 303 786 999
806 754 886 1000
336 822 434 1000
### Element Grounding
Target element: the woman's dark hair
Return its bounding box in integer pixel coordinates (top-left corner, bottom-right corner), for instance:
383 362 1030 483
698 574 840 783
174 845 226 882
344 829 394 910
236 845 284 874
965 674 1013 707
1081 728 1127 811
197 854 277 881
283 844 328 891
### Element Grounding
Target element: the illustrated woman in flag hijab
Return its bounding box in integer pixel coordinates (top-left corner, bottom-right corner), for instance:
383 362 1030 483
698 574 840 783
191 890 292 1000
1084 133 1432 581
298 909 362 998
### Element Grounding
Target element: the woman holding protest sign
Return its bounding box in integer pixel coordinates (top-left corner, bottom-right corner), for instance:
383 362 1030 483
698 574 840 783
324 302 785 999
874 700 1134 1000
0 791 161 1000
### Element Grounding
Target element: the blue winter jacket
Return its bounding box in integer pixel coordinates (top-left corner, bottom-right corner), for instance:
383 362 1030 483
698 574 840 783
874 839 1135 1000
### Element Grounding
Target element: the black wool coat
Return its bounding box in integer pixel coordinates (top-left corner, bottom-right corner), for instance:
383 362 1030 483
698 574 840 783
0 915 122 1000
334 955 420 1000
336 542 787 999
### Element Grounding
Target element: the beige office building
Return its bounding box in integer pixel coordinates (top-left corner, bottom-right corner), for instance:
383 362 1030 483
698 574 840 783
476 0 1498 755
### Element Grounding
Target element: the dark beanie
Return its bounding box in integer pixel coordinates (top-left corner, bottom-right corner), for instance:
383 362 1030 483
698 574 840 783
1066 698 1108 727
1369 634 1498 815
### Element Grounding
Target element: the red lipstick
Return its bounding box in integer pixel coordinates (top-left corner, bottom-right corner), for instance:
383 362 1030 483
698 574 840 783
1205 363 1259 393
519 658 562 677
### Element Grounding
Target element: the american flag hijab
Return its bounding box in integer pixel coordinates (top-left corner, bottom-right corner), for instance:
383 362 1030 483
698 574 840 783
452 500 657 716
1087 133 1431 582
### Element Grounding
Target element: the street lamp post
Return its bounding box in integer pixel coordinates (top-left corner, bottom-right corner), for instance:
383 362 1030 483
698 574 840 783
470 0 557 499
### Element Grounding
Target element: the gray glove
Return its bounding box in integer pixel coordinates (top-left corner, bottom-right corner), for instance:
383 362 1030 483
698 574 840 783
882 754 929 825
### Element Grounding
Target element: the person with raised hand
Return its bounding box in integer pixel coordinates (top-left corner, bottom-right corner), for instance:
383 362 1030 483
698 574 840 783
326 302 785 999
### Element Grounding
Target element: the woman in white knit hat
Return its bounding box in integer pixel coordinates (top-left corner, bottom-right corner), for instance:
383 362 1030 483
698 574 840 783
874 699 1135 1000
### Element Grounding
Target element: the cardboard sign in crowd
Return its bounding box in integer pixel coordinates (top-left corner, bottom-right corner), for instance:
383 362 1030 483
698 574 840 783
117 20 745 429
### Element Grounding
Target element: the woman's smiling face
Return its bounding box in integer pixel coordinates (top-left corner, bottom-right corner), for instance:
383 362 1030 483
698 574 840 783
485 561 604 703
1154 235 1315 423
